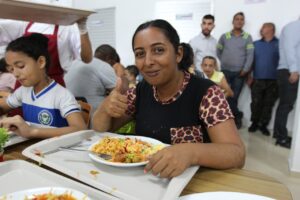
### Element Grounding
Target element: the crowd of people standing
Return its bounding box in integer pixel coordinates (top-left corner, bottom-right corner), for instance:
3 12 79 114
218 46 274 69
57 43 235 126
188 13 300 149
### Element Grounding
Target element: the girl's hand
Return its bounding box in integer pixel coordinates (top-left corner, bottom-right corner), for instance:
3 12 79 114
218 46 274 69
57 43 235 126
103 77 128 118
144 143 196 178
0 115 35 138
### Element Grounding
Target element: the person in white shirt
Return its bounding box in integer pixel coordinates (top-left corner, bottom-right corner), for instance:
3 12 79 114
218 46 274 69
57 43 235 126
0 18 92 86
65 58 116 115
189 14 217 72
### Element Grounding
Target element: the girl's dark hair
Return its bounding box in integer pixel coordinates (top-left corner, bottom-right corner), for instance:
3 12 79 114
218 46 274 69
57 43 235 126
179 43 194 70
0 58 8 73
132 19 189 71
126 65 139 78
6 33 50 71
94 44 120 66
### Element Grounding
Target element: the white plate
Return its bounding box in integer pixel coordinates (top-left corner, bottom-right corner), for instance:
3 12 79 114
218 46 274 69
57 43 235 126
179 192 275 200
88 135 164 167
1 187 90 200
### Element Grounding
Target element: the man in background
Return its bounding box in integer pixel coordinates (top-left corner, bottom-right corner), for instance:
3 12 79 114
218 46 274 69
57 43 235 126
217 12 254 129
189 14 217 72
273 19 300 148
65 47 116 116
248 23 279 136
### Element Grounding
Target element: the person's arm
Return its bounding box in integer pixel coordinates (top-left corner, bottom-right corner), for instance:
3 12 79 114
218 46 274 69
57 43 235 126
145 119 244 178
246 50 255 87
0 112 86 138
195 119 245 168
242 35 254 73
281 25 300 83
197 85 245 168
216 35 224 59
219 76 234 97
77 18 93 63
144 85 245 178
284 24 300 74
92 77 133 132
2 87 23 115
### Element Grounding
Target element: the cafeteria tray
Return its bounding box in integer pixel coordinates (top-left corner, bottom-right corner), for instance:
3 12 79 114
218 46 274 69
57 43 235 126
0 160 119 200
23 130 199 200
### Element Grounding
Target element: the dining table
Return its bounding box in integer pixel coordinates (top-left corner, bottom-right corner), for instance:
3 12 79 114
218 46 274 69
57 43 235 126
3 139 292 200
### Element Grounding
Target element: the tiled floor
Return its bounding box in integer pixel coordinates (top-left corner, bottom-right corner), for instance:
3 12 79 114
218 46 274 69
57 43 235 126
240 128 300 200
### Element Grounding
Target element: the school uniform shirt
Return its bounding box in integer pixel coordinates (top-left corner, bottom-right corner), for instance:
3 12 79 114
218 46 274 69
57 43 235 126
125 71 234 144
189 33 217 71
6 81 80 128
0 20 81 73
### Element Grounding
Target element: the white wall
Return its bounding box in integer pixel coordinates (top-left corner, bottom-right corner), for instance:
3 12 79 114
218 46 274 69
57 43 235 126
74 0 300 65
213 0 299 41
73 0 158 65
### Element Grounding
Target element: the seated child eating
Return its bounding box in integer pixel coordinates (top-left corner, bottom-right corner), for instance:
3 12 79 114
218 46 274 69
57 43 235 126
0 33 86 138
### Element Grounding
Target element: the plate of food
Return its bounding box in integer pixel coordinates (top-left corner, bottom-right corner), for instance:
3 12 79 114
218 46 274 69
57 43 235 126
1 187 90 200
88 135 165 167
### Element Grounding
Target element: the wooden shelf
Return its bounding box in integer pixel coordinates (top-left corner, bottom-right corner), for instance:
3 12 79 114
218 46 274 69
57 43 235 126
0 0 94 25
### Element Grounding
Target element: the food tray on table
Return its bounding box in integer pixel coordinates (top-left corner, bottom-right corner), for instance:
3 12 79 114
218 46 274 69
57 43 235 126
22 130 199 200
0 160 119 200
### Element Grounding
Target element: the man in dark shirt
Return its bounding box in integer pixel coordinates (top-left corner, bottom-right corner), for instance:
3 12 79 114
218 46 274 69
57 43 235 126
248 23 279 136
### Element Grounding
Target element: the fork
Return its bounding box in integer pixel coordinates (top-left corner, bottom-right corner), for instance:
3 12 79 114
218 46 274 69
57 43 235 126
58 147 112 160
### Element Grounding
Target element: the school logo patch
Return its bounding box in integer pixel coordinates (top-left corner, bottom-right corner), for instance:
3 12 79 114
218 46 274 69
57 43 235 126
38 110 53 126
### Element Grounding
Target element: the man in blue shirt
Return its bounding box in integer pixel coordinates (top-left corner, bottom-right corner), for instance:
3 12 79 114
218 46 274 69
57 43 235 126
248 23 279 136
274 19 300 148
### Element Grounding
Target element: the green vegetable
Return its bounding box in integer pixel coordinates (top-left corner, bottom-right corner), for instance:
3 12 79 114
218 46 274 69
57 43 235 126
126 153 135 159
0 128 9 151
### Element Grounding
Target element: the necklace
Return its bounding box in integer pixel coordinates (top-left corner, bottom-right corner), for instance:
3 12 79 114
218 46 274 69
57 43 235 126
156 72 184 102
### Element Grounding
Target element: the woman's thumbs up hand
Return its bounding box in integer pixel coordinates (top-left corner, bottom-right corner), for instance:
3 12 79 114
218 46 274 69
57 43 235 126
103 77 128 118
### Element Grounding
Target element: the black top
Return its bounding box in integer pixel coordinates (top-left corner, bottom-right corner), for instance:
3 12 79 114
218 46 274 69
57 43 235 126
134 75 215 144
